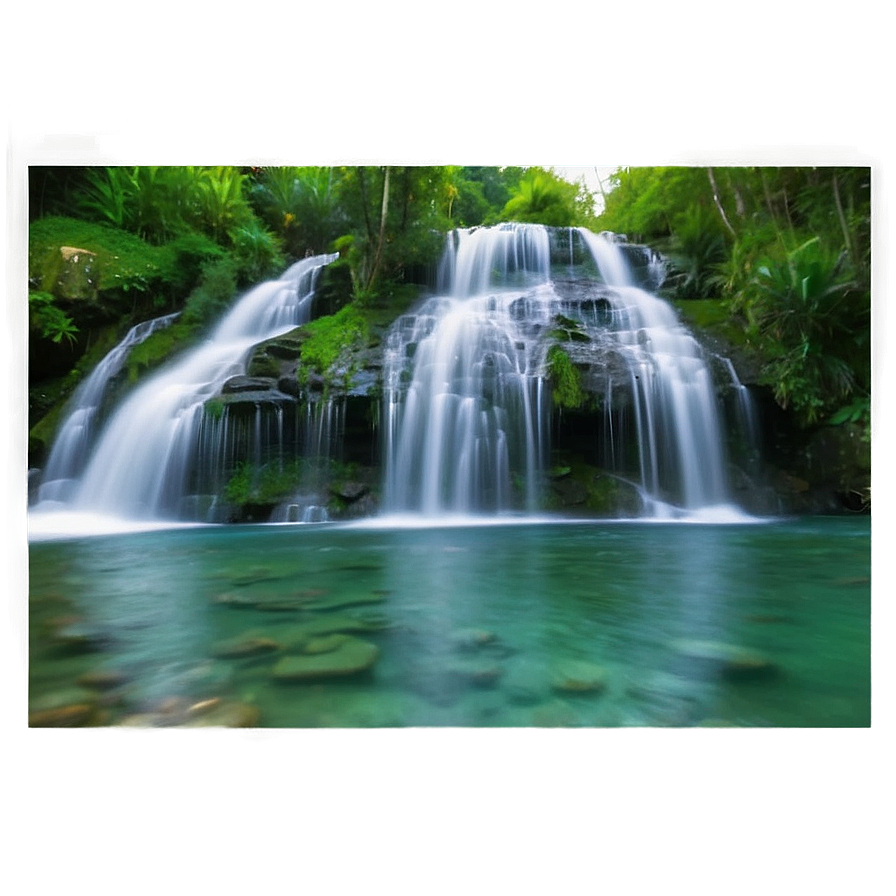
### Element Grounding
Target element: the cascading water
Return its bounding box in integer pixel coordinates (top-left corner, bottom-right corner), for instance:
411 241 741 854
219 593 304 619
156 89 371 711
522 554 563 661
35 311 179 504
382 223 756 519
383 223 553 514
33 254 337 523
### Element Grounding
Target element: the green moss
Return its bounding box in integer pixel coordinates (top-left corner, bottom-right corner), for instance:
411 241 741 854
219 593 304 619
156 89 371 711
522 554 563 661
546 344 586 410
671 298 747 346
29 216 174 297
225 462 297 506
124 320 195 382
298 303 370 390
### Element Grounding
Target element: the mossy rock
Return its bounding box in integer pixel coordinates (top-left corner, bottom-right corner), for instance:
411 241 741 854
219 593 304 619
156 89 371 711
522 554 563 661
272 636 379 681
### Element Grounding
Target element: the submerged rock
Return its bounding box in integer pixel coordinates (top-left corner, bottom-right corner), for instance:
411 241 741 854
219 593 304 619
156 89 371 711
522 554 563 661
272 637 380 681
301 633 352 654
77 668 130 691
551 660 609 695
299 591 386 612
210 635 282 659
443 657 503 688
451 628 498 651
671 639 780 681
47 618 111 655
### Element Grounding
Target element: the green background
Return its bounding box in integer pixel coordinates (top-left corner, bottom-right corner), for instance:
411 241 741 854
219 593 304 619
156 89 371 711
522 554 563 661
0 0 896 894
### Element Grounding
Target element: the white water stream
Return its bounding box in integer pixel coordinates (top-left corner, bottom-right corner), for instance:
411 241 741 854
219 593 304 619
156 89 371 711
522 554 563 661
31 254 337 525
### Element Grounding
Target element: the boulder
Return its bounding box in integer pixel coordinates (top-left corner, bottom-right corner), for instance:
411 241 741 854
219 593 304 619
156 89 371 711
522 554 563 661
45 246 98 300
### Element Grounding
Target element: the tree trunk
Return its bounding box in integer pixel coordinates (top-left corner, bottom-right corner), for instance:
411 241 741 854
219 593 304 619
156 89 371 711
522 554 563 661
365 166 391 292
832 171 857 270
706 167 737 237
726 168 746 218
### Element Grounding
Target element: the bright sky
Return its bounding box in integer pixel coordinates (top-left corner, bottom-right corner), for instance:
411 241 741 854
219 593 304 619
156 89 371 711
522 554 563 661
554 166 619 211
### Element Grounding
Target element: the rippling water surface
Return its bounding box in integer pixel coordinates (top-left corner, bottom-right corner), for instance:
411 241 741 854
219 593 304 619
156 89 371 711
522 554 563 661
28 516 871 727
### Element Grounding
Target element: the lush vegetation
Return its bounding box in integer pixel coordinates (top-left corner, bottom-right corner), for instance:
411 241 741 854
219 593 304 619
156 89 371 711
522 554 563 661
597 166 871 432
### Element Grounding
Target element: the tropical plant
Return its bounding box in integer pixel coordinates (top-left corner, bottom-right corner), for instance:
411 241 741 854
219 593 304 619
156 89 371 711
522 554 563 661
745 237 867 424
664 204 730 298
28 291 79 344
501 167 594 227
249 166 344 258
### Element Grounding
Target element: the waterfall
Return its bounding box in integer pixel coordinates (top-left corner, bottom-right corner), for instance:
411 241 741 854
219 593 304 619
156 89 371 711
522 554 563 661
35 311 179 504
383 223 553 514
34 254 337 521
382 223 754 518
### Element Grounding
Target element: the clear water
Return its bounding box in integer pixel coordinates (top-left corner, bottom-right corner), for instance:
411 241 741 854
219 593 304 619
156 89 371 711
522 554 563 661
28 516 870 727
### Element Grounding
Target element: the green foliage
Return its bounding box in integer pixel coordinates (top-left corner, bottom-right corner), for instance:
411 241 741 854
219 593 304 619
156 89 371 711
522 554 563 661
160 230 227 294
224 460 307 505
228 218 286 284
743 237 868 425
501 167 595 227
28 291 79 344
181 258 239 329
249 166 345 258
546 344 586 410
204 398 225 420
125 320 194 382
75 166 258 246
298 303 370 390
664 205 730 298
599 166 871 432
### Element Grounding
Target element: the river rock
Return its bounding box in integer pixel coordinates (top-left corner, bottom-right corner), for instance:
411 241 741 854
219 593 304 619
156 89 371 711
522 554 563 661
77 668 130 691
551 660 609 694
182 700 261 728
213 592 264 609
451 628 498 650
272 637 379 681
443 657 503 688
277 616 386 651
48 618 109 654
29 703 101 727
210 634 282 659
299 590 386 612
502 663 549 706
301 633 351 654
671 639 779 681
